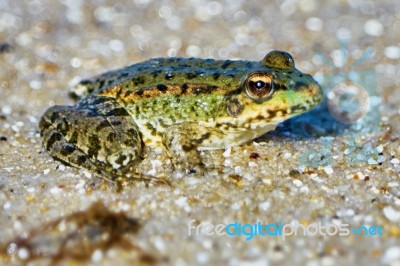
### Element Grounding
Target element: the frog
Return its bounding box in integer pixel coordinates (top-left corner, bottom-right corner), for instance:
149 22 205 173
39 50 323 181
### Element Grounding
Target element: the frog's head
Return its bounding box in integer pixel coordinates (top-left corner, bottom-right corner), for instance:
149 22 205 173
222 50 323 131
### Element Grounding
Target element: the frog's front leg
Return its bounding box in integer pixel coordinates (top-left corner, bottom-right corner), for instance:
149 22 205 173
162 123 217 174
39 97 143 179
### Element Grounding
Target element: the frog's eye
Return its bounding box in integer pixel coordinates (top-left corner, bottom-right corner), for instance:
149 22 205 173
245 74 274 102
262 50 295 70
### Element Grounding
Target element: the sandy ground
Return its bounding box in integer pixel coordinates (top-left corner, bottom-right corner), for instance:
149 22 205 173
1 0 400 265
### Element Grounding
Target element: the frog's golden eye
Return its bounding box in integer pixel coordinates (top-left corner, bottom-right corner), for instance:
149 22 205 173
262 50 295 70
245 74 274 102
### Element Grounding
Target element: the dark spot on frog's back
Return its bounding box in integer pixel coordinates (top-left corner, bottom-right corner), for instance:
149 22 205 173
156 84 168 92
120 71 130 78
136 88 144 96
122 90 136 99
186 72 198 79
181 83 188 94
151 70 161 78
165 72 174 80
132 76 145 86
221 60 233 69
295 81 308 89
193 85 218 95
98 79 105 89
212 73 220 80
274 83 287 91
204 85 219 93
95 120 109 131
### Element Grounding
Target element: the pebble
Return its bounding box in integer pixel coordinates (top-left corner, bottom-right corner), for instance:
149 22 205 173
83 171 92 178
175 196 188 207
223 147 232 157
259 201 271 211
376 145 384 153
150 159 162 168
336 208 355 217
154 236 166 251
299 186 309 193
293 179 303 187
49 186 61 194
17 248 29 260
321 256 335 266
229 257 269 266
248 161 257 167
305 17 323 31
235 166 243 173
364 19 384 36
382 246 400 264
384 46 400 59
3 202 11 209
323 166 334 175
91 249 103 262
383 206 400 222
231 202 241 210
262 178 272 185
390 158 400 165
346 172 366 180
283 152 292 159
197 252 210 264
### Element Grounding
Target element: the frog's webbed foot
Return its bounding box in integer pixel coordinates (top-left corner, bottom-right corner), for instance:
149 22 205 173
39 97 143 180
162 123 212 175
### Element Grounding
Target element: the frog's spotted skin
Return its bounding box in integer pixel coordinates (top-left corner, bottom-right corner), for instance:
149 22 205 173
40 51 323 179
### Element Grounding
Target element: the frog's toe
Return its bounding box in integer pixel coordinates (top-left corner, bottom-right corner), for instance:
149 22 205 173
166 144 205 175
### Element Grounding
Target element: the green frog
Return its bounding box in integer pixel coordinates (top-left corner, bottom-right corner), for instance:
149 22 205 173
39 51 323 180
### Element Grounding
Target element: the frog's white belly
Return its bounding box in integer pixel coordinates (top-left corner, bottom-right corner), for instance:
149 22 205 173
198 122 280 150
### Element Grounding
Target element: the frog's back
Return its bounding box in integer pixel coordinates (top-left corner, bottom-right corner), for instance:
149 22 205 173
70 57 259 99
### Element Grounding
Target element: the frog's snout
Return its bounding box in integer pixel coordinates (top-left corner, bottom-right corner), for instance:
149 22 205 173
295 74 323 107
309 81 324 107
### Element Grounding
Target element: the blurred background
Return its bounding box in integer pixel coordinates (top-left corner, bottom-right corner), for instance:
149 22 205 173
1 1 400 265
